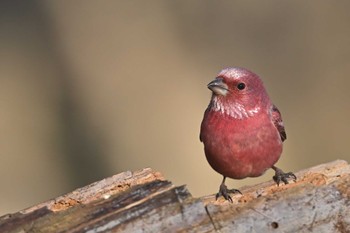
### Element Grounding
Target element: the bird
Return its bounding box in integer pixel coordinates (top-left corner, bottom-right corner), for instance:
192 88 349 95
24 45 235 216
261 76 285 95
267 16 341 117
200 67 296 202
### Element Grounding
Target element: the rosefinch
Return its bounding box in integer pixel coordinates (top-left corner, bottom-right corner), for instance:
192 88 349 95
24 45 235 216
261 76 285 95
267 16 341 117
200 67 296 202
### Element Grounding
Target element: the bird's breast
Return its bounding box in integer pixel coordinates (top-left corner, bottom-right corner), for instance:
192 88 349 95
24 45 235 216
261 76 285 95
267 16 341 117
200 109 282 179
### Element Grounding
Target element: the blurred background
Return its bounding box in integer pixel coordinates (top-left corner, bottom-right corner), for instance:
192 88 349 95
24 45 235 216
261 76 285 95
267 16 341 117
1 1 350 216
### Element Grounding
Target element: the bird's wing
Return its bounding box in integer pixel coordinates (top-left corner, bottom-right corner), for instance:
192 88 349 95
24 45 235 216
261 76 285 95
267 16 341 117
271 104 287 142
199 109 210 142
199 121 204 142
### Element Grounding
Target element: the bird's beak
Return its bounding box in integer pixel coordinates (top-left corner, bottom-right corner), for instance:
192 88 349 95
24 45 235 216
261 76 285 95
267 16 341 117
207 78 228 96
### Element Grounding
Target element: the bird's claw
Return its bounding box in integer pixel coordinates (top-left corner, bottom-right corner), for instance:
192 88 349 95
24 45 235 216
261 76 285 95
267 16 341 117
216 183 242 203
272 167 296 186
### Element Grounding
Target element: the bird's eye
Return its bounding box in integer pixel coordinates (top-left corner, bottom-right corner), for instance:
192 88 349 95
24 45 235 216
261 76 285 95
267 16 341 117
237 83 246 90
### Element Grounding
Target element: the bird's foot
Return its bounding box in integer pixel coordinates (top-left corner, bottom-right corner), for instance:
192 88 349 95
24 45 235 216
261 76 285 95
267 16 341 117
215 183 242 203
272 166 296 186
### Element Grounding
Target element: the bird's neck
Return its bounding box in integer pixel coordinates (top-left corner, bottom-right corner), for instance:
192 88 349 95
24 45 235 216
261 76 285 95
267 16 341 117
209 96 261 120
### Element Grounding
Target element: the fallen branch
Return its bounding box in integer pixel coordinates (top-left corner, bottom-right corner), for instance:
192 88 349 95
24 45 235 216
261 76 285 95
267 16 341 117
1 160 349 232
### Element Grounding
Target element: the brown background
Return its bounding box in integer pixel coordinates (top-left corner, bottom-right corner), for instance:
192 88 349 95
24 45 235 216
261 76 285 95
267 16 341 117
1 1 350 215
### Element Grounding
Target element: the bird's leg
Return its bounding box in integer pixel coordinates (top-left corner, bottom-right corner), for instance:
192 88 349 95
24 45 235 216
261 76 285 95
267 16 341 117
215 176 242 203
271 166 296 186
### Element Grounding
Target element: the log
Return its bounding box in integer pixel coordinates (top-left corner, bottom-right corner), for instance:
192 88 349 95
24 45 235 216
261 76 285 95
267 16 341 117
1 160 350 232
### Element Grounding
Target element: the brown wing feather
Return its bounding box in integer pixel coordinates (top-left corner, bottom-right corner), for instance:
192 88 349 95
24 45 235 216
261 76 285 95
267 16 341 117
271 104 287 142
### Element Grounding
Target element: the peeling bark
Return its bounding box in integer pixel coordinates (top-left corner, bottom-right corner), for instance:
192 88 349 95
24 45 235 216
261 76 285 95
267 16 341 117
1 160 350 233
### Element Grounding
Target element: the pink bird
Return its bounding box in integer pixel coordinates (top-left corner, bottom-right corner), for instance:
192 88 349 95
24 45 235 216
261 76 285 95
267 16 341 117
200 67 296 202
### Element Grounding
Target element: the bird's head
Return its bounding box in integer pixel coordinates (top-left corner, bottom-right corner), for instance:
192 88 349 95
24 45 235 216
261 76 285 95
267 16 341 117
207 67 270 119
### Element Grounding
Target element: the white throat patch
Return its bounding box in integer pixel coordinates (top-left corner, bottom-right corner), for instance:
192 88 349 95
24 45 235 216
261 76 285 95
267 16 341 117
210 96 260 119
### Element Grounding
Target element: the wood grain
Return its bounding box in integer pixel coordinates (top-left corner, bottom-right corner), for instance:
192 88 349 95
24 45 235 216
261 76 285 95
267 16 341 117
1 160 349 233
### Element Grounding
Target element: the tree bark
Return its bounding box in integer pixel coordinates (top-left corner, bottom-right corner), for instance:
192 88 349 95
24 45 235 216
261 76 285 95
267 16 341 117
1 160 350 233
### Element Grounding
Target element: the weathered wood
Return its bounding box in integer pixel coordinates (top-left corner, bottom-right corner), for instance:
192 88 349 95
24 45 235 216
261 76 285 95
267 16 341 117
202 160 350 232
1 160 350 233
